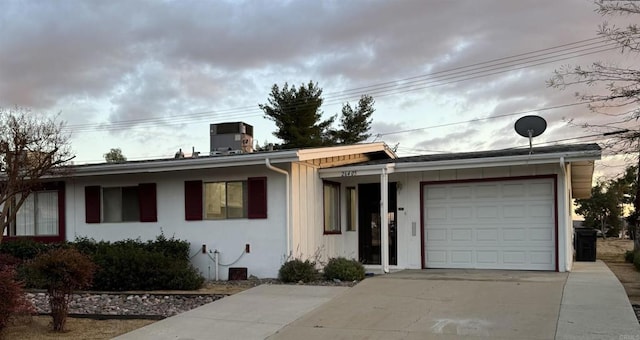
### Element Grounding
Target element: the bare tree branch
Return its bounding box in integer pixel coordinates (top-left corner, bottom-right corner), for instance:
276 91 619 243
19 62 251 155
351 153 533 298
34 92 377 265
0 107 73 242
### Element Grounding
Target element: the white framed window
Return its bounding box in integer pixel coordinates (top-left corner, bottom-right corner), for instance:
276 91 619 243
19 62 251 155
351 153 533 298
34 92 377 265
12 191 59 236
323 181 340 234
204 181 248 219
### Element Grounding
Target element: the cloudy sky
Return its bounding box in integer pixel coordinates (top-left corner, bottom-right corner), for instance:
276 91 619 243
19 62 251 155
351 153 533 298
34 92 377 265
0 0 637 178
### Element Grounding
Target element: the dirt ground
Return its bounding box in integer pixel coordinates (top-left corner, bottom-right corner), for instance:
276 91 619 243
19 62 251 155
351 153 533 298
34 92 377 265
1 280 258 340
597 238 640 305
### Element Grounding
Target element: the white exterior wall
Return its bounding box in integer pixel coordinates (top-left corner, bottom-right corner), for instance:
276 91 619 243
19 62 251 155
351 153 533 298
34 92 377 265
65 165 288 280
564 163 574 271
324 163 573 272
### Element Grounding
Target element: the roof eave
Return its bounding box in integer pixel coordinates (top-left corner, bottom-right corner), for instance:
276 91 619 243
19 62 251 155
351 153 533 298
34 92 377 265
297 142 396 161
69 151 300 177
319 149 601 178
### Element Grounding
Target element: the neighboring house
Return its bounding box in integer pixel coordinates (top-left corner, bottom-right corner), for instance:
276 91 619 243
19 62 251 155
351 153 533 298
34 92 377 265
3 123 601 279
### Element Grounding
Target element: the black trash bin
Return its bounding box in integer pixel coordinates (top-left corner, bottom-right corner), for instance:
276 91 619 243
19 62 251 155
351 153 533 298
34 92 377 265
575 228 597 262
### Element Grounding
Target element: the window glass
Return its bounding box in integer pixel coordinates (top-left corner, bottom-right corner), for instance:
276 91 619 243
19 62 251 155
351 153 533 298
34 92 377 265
15 195 35 235
346 187 356 231
103 186 139 222
14 191 58 236
204 181 247 219
122 186 140 222
36 191 58 235
226 181 247 219
323 182 340 233
205 182 225 219
103 187 121 222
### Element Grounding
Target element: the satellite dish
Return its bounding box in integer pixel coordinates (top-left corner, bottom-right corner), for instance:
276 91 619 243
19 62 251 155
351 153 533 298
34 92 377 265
514 115 547 153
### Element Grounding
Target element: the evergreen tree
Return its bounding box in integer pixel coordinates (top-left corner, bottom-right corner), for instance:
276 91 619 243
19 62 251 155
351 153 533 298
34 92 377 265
259 81 335 149
334 95 375 144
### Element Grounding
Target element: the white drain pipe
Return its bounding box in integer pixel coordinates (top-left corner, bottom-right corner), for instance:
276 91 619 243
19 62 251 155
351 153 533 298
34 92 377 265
266 158 291 258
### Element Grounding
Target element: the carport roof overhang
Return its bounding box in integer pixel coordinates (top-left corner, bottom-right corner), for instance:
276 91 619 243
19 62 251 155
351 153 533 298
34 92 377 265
319 144 601 199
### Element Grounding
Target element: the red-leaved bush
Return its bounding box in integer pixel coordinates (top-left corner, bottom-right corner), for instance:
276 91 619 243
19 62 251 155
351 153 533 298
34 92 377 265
25 248 95 332
0 265 35 335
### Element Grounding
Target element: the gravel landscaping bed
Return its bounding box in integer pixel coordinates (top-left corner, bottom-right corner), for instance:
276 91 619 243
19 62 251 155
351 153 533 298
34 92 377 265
25 279 358 319
27 292 225 318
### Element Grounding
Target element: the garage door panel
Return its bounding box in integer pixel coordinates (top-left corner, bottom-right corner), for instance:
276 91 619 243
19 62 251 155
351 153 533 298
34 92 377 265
426 250 447 266
503 228 527 241
426 207 447 220
503 251 527 264
530 228 553 241
451 229 473 241
476 184 499 198
503 205 526 218
427 228 447 241
451 251 473 264
530 204 553 217
530 183 553 196
476 228 498 241
503 183 525 196
451 186 473 198
451 206 473 218
477 206 499 218
477 251 499 264
424 178 555 271
530 251 554 265
427 187 447 200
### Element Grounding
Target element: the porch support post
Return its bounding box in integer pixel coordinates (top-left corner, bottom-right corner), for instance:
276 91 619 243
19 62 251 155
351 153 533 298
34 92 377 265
380 166 389 273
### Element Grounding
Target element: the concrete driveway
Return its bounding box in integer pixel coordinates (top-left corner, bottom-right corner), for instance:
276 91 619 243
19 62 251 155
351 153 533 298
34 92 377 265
117 261 639 339
270 269 568 339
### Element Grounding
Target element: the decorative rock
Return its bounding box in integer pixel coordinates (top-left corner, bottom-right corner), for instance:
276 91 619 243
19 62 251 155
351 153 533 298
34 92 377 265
25 292 225 317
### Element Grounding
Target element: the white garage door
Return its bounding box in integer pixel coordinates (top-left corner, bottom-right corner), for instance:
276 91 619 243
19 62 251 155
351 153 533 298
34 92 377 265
423 178 556 271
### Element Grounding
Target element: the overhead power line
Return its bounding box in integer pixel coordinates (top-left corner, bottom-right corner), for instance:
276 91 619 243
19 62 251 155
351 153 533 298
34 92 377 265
64 37 615 133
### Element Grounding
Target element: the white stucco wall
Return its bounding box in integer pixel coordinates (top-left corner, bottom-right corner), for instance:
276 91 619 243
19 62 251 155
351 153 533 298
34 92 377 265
64 165 288 280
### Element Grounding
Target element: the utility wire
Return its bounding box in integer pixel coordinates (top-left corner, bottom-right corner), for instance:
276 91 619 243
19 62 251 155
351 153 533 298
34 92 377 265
63 37 615 133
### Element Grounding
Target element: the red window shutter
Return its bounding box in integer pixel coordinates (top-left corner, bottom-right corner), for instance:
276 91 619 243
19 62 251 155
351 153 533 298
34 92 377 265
184 180 203 221
248 177 267 219
138 183 157 222
85 186 101 223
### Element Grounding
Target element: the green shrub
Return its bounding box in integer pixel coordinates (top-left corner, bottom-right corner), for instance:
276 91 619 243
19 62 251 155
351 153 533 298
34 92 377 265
634 252 640 271
323 257 365 281
278 259 319 283
0 238 51 260
25 248 95 331
624 250 635 263
144 233 190 259
72 236 203 291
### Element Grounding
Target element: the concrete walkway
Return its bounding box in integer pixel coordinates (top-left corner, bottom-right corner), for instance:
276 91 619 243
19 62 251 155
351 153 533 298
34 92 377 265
113 284 348 340
116 261 640 339
556 260 640 340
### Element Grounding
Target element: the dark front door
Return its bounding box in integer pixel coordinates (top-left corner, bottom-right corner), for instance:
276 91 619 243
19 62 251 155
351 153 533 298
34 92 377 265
358 182 397 265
